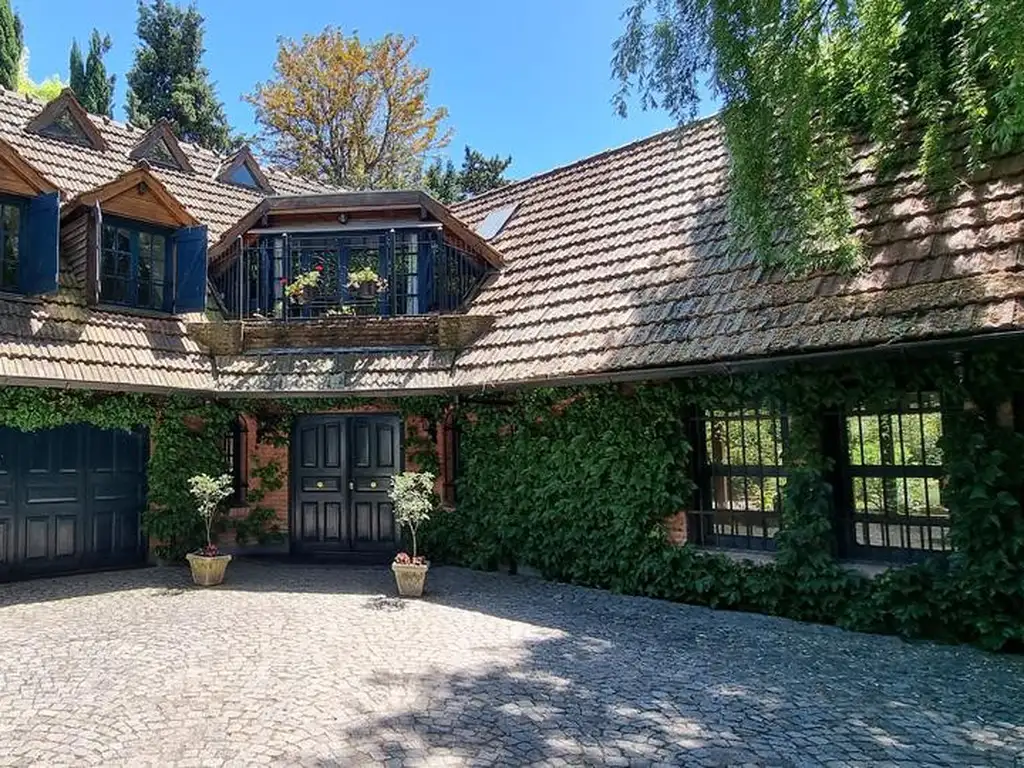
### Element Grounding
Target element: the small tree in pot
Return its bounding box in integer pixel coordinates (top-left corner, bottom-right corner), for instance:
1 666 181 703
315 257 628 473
389 471 434 597
185 473 235 586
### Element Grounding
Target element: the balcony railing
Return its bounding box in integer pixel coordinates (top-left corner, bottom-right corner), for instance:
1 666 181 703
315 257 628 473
211 228 490 321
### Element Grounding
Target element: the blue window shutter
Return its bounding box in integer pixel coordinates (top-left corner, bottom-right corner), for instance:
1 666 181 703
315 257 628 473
20 191 59 295
173 225 208 313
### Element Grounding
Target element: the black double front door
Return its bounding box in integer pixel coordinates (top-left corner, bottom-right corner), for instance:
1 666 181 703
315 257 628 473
0 425 147 580
291 414 402 555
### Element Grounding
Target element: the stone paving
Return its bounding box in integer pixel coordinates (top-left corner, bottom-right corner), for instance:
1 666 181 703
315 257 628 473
0 563 1022 767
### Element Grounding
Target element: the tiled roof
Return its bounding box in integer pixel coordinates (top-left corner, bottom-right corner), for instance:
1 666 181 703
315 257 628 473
0 87 331 395
450 118 1024 388
0 88 330 243
214 350 456 395
0 294 214 392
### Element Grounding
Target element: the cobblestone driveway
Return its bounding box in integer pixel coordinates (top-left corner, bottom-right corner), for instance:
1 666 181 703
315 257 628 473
0 563 1022 767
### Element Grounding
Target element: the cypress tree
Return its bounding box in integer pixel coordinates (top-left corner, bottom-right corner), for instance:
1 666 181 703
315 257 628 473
0 0 21 91
82 31 114 116
69 39 86 98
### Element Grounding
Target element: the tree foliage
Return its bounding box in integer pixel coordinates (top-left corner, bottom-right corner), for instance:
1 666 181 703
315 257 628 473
126 0 230 152
68 39 84 97
425 145 513 203
612 0 1024 273
247 27 452 190
0 0 19 91
70 31 115 116
17 48 65 102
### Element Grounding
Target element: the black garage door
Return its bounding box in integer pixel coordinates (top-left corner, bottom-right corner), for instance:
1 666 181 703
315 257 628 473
0 425 147 580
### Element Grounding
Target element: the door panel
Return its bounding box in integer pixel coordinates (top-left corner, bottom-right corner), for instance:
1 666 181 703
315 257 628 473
0 425 147 581
291 414 401 555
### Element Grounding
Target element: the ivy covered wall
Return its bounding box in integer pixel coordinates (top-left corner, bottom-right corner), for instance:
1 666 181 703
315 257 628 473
0 389 446 562
425 348 1024 651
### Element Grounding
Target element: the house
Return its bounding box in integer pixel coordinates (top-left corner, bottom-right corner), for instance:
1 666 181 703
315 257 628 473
1 85 1022 603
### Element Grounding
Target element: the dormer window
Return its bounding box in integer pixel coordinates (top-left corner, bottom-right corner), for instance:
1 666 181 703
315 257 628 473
216 147 274 193
128 120 195 173
26 89 108 152
227 162 260 189
100 218 172 311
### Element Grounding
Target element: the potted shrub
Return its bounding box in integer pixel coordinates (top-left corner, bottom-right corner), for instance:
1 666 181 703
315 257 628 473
346 266 388 300
281 264 324 305
184 473 235 587
389 471 434 597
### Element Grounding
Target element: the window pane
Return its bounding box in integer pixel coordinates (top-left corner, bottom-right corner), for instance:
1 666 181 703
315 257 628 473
841 393 949 562
697 407 787 552
0 203 19 290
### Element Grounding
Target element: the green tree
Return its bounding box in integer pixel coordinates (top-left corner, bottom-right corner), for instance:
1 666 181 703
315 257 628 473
126 0 230 152
69 39 85 97
82 31 115 116
17 49 64 101
0 0 21 90
613 0 1024 273
425 146 512 203
69 32 115 116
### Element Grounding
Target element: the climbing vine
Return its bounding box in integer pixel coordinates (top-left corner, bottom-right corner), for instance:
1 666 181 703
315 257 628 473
3 348 1022 651
425 349 1024 651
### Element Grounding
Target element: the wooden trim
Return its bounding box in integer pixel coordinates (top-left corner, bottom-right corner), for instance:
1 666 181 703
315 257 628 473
128 120 195 174
213 190 505 269
0 137 59 196
208 200 268 261
25 88 109 152
61 167 198 227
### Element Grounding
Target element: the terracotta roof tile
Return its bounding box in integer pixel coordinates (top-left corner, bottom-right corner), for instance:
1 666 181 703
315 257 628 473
0 88 331 245
450 119 1024 387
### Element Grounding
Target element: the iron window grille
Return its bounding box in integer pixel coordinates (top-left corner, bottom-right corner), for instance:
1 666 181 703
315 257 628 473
688 407 789 551
836 392 949 562
223 419 248 506
0 197 23 292
100 217 172 311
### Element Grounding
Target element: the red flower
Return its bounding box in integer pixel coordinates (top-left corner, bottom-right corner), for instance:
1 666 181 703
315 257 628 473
315 265 323 272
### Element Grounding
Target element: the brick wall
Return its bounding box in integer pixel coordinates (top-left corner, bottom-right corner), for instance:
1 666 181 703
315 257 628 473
665 511 688 545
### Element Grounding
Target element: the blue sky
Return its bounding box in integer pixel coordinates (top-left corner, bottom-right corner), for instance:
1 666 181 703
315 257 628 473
13 0 704 180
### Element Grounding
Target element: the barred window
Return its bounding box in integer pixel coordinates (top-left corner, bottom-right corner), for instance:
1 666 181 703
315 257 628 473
689 408 789 551
838 392 949 562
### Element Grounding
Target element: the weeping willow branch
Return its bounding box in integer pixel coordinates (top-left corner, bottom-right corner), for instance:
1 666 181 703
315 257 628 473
612 0 1024 274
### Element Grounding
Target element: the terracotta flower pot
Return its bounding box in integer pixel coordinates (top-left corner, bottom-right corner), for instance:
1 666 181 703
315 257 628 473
185 553 233 586
392 562 429 597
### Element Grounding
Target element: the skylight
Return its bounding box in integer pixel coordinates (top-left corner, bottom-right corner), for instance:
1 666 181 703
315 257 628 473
476 202 519 240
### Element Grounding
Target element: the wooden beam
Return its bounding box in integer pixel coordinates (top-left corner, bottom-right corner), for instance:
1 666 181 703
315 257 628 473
0 137 60 196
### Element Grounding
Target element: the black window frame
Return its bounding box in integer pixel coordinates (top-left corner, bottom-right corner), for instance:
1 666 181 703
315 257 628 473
223 418 248 507
688 405 790 552
0 194 26 293
834 392 950 564
99 216 174 312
